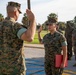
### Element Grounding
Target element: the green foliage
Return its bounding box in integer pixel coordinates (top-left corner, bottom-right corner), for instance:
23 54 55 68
42 23 48 30
0 13 4 18
36 23 41 30
0 13 4 22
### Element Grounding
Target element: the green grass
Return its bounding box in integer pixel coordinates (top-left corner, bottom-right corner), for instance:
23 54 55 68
25 30 48 44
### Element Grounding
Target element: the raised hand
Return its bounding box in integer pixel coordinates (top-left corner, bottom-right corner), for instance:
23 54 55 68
38 26 42 33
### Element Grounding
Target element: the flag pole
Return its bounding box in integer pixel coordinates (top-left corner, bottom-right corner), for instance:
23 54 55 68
27 0 31 10
27 0 31 26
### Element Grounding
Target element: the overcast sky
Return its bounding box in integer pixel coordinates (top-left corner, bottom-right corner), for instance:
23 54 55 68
0 0 76 24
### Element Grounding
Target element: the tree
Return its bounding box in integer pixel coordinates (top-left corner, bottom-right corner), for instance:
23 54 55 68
36 23 41 30
42 20 48 30
0 13 4 22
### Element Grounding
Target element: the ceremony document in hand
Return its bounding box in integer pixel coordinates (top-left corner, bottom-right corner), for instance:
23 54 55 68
55 55 68 68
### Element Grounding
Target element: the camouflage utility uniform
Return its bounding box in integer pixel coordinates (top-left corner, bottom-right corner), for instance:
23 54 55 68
65 21 73 60
43 31 67 75
0 17 26 75
57 29 63 34
72 29 76 60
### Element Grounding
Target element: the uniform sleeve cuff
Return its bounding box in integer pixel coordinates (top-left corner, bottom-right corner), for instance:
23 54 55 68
17 28 27 39
62 41 67 46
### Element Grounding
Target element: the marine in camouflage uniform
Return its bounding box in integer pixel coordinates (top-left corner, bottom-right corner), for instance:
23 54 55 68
0 1 36 75
38 13 67 75
72 28 76 66
65 21 74 60
43 32 67 75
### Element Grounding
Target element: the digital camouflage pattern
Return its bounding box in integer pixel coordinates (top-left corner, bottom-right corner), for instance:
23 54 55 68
47 13 58 23
72 28 76 60
65 21 74 59
43 31 66 75
8 1 21 7
0 17 25 75
8 1 22 13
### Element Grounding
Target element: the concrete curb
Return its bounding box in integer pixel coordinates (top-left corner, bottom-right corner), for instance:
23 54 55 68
24 44 44 49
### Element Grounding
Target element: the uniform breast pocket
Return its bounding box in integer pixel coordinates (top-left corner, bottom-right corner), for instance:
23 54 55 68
50 39 61 47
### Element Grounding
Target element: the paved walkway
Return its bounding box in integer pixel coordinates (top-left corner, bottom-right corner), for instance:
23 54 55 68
24 44 76 75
